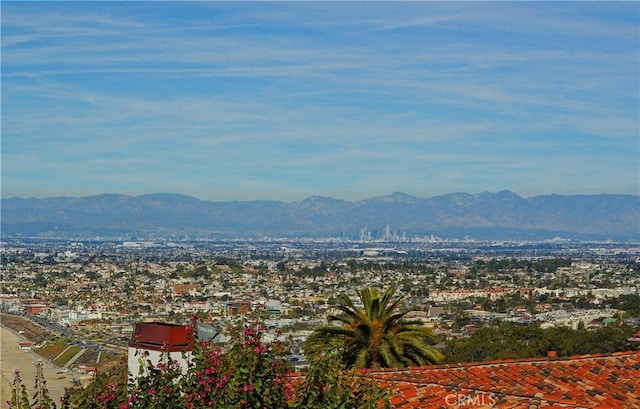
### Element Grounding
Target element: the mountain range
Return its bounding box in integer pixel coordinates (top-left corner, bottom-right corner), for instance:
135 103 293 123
1 191 638 240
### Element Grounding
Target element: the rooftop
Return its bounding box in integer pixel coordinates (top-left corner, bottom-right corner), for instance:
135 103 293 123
363 350 640 408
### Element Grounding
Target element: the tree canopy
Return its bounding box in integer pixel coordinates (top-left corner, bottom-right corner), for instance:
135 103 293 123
304 287 444 369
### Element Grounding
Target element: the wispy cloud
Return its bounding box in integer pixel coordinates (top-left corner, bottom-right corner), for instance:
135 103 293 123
2 2 638 200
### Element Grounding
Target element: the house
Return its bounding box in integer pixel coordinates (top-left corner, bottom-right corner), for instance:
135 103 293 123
25 303 47 315
173 283 197 295
127 322 192 383
225 300 252 316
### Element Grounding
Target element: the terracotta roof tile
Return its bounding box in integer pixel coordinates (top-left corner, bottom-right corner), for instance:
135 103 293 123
362 350 640 409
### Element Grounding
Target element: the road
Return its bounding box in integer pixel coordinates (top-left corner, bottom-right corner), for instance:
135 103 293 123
28 315 76 339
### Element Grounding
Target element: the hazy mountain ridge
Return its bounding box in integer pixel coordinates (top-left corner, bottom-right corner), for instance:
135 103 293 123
1 191 638 240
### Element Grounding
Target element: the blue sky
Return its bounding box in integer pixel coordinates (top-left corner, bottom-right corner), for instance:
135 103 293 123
2 2 638 201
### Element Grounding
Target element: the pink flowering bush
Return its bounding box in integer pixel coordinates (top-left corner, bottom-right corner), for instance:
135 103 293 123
178 323 292 409
8 370 30 409
60 364 128 409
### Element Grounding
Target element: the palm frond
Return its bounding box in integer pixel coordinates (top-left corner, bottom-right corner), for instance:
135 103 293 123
354 348 369 369
306 286 444 369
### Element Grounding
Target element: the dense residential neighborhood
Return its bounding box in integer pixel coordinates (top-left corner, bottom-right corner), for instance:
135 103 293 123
2 238 639 349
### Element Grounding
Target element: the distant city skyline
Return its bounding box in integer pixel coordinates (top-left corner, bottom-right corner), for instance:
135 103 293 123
2 2 638 201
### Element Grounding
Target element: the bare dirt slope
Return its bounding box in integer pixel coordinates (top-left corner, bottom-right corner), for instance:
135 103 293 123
1 314 55 344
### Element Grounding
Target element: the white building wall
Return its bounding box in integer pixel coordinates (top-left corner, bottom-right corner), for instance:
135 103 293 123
127 347 191 381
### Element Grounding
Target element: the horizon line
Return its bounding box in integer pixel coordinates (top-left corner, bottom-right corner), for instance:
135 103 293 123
2 189 639 203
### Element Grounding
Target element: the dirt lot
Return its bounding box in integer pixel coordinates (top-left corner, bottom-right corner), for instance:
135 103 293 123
0 314 55 344
1 326 72 405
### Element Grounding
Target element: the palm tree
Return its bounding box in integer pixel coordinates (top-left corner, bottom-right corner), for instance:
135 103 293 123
304 287 444 369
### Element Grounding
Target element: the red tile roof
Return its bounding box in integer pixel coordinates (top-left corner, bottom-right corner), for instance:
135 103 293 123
362 350 640 409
